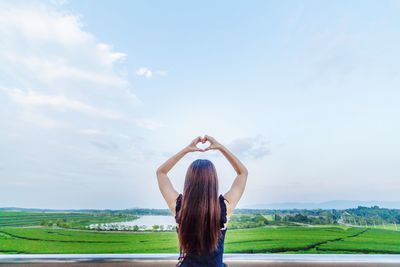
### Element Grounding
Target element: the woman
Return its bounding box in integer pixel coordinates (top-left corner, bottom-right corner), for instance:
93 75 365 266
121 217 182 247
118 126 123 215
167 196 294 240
156 135 248 267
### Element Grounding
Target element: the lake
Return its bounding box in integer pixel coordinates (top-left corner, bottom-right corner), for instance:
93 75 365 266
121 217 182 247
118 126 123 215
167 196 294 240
89 215 176 230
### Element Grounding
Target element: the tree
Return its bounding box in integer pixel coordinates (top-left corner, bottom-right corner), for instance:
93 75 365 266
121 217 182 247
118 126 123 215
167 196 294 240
396 215 400 224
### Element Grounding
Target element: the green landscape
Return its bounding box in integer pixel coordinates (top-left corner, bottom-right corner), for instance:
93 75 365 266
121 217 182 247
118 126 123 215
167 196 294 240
1 206 400 254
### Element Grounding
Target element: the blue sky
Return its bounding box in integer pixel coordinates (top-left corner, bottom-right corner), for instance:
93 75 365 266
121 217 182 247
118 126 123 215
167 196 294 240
1 0 399 209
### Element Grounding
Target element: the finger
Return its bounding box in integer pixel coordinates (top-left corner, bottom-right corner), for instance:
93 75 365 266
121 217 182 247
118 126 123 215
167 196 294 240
197 136 203 143
193 136 201 144
206 136 214 145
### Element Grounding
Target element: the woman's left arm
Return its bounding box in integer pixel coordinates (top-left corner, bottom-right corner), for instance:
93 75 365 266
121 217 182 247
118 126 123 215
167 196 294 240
156 136 204 215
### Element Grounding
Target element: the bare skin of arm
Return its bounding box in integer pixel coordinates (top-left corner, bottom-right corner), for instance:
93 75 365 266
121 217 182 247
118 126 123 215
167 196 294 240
156 136 205 215
204 135 248 219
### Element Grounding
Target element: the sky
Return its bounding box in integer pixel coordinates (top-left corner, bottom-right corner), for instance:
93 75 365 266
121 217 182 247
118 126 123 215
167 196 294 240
1 0 399 209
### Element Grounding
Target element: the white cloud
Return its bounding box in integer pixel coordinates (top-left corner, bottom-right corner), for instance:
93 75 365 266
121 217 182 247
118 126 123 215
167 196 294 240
96 43 127 66
50 0 69 6
0 1 149 131
19 110 70 129
78 128 106 135
135 67 153 78
135 118 164 130
0 3 91 45
228 135 270 159
3 53 128 87
135 67 167 78
0 1 131 89
5 88 122 120
0 0 165 205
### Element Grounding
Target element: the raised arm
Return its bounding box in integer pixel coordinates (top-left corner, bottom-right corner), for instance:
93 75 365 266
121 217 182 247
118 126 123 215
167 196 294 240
156 136 204 215
204 135 248 216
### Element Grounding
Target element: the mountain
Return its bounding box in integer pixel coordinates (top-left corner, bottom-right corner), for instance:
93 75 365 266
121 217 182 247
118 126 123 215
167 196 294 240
0 207 101 212
243 200 400 210
3 200 400 212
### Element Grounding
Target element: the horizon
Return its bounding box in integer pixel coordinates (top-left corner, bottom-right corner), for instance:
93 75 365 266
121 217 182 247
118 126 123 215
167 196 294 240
1 0 400 209
3 199 400 211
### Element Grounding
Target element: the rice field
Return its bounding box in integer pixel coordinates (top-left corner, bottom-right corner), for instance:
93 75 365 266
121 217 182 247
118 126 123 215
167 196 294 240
1 210 399 254
1 226 399 254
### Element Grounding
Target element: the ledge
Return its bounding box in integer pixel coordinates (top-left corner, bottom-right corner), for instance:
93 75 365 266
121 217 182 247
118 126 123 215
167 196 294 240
1 254 400 266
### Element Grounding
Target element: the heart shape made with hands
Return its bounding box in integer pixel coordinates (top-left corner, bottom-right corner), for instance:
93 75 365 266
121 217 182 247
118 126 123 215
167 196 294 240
196 138 211 151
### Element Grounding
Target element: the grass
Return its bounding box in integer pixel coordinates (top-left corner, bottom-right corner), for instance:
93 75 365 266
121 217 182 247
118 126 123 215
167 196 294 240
0 227 179 254
1 211 399 255
1 226 399 254
366 224 399 231
317 228 400 254
0 211 138 229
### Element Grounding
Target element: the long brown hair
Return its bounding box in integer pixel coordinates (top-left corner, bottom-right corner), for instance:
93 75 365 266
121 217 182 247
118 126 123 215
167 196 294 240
177 159 221 255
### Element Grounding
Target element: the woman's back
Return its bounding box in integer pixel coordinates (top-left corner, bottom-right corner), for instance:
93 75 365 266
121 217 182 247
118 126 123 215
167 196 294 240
156 135 248 267
175 193 229 267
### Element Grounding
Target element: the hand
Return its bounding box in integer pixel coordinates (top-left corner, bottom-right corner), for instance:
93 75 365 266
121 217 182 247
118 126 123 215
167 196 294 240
203 135 222 151
184 136 205 153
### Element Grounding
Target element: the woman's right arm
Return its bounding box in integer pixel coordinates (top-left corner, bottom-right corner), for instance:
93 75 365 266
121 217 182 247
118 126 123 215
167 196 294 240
204 135 248 216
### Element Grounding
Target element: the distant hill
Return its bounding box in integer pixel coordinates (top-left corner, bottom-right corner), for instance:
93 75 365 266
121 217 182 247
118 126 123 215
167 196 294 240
0 207 170 215
2 200 400 212
243 200 400 210
0 207 100 212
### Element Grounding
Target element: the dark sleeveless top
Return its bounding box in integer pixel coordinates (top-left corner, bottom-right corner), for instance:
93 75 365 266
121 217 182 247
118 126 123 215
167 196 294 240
175 194 228 267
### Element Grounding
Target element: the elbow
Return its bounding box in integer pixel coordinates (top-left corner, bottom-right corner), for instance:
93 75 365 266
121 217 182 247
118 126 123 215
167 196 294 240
241 167 248 177
156 167 166 176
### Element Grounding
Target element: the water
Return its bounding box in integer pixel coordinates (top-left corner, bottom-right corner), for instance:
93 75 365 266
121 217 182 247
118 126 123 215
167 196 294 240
117 215 176 228
89 215 176 231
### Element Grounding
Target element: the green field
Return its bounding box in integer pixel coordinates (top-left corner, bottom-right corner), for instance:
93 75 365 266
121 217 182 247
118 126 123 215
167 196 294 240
0 211 138 229
1 210 400 254
1 226 400 254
